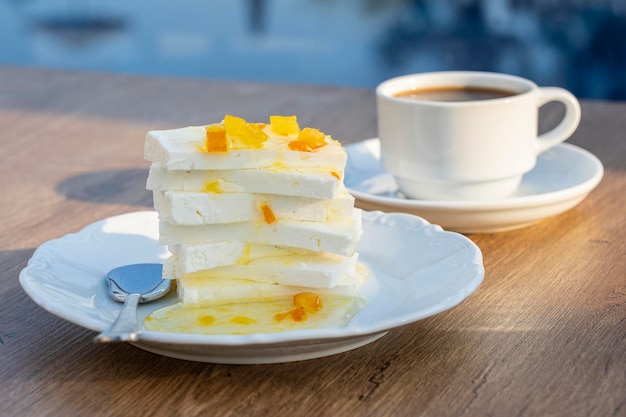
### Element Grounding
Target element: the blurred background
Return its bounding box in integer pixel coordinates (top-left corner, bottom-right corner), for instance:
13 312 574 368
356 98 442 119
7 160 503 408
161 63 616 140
1 0 625 100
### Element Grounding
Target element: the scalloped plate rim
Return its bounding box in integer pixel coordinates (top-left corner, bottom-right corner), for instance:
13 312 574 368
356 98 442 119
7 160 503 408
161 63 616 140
19 210 484 350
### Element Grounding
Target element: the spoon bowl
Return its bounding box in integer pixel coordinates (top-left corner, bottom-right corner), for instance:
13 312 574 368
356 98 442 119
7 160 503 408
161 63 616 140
94 263 171 343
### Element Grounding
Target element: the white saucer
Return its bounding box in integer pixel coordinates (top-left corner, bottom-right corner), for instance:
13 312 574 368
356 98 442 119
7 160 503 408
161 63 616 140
19 211 483 364
345 139 604 233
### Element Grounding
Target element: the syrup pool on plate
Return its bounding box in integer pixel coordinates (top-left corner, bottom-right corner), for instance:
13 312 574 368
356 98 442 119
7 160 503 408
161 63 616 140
144 292 366 335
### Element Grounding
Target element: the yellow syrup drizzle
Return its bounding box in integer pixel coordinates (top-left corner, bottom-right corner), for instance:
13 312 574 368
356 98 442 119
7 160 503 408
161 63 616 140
145 290 367 335
204 180 223 193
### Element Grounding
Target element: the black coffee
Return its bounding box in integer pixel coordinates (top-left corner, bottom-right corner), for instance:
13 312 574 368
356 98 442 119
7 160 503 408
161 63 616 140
394 86 518 102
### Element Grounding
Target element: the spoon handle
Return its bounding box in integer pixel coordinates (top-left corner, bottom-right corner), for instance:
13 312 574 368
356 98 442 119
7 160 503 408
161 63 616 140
94 293 142 343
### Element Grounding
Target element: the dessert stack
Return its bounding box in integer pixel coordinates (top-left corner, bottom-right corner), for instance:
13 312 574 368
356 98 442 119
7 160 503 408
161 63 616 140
144 115 364 321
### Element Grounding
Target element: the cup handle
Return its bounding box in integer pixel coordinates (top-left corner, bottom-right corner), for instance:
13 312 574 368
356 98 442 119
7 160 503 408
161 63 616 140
535 87 581 154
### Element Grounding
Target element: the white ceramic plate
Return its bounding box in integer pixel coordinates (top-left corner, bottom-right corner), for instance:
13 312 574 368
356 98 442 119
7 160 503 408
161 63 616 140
345 139 604 233
20 211 483 364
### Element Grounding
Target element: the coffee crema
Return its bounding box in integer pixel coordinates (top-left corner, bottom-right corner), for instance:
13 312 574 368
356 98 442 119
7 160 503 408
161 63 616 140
394 86 518 102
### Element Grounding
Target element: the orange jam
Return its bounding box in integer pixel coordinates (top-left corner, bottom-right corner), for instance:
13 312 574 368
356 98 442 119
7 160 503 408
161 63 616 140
275 292 324 323
260 203 277 224
288 127 327 152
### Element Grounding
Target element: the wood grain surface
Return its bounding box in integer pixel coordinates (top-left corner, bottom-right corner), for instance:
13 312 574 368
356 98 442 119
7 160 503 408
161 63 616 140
0 67 624 417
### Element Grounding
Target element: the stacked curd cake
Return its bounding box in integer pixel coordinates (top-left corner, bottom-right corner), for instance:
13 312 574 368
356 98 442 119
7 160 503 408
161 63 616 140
143 115 367 334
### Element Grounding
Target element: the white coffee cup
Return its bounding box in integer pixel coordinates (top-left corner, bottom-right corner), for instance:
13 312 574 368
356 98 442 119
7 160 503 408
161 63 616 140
376 71 581 201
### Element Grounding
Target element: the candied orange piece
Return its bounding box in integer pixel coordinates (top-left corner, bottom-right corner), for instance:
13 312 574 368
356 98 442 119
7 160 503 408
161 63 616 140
270 115 300 136
289 306 307 322
274 292 323 323
288 127 327 152
275 306 307 322
260 203 276 224
294 292 323 313
205 124 228 152
240 123 269 148
223 114 268 149
287 140 311 152
223 114 247 132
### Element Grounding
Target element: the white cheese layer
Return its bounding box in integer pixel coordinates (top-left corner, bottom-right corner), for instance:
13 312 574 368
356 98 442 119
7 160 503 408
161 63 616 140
159 209 362 256
177 270 364 307
164 241 245 278
152 188 355 225
175 252 358 288
147 164 342 199
144 126 347 171
164 242 321 277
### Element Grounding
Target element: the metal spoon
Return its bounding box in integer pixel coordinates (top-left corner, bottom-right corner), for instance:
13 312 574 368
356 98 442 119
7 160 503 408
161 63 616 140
94 263 171 343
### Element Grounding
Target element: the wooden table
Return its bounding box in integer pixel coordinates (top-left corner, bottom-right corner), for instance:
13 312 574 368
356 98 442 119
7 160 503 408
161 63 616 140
1 67 624 417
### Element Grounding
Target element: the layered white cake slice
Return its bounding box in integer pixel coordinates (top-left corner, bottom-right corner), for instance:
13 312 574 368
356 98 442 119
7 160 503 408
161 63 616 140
147 164 343 199
144 119 347 171
152 186 355 225
158 209 362 255
144 115 366 332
